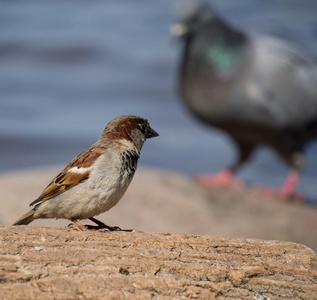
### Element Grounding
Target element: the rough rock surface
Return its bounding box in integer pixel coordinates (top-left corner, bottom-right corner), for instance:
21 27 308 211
0 225 316 299
1 167 317 251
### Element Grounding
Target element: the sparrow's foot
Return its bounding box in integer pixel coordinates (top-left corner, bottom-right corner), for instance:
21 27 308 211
196 170 245 189
89 217 122 231
97 226 120 232
81 224 120 231
68 219 88 231
95 226 134 232
68 222 122 231
104 225 121 231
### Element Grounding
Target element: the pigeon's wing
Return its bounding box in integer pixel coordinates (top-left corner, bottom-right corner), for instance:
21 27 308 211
244 35 317 129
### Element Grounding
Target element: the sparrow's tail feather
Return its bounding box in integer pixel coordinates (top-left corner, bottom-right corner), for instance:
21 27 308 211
12 210 36 226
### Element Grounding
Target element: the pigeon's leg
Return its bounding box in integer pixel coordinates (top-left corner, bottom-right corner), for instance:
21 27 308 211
89 217 121 231
279 170 303 200
196 165 244 188
196 142 254 188
256 170 303 202
256 153 304 202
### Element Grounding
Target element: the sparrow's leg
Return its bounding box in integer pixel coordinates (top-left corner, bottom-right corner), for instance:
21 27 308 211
69 219 88 231
89 217 121 231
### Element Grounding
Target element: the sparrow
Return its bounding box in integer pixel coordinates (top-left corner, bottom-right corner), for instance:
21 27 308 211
172 0 317 200
13 115 159 231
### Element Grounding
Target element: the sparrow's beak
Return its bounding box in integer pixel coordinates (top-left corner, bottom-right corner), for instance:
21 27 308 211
145 127 159 139
170 23 189 37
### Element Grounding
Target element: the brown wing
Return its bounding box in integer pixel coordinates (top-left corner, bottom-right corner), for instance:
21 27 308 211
30 146 104 206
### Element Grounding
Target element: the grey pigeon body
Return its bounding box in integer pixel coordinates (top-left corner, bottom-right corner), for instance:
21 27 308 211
173 0 317 197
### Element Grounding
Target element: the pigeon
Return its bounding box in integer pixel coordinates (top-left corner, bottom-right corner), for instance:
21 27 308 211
172 0 317 200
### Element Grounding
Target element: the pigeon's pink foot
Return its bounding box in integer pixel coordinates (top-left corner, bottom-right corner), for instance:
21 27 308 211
255 185 304 202
196 169 245 188
255 171 304 202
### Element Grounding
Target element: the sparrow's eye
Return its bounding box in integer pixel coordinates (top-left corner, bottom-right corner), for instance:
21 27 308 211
139 124 147 133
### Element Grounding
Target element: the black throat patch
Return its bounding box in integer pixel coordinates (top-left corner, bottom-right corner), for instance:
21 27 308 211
121 150 139 176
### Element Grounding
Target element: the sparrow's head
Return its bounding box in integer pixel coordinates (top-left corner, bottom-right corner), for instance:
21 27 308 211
171 0 215 38
98 115 159 151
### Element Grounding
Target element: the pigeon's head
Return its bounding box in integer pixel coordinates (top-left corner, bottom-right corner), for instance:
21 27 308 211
171 0 215 37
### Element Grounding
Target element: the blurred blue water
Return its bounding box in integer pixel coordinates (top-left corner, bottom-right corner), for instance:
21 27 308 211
0 0 317 202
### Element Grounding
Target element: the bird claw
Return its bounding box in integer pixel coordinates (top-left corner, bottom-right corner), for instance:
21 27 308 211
96 227 120 232
255 185 304 203
67 223 87 231
196 170 245 189
67 222 122 231
109 226 121 231
255 171 304 202
85 224 122 231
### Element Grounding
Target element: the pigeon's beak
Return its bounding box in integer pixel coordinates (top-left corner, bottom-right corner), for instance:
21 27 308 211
145 127 159 139
170 23 189 37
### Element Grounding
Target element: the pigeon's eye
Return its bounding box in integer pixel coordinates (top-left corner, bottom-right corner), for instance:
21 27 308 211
191 11 204 22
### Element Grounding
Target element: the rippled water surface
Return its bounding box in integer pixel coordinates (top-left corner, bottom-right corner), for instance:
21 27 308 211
0 0 317 202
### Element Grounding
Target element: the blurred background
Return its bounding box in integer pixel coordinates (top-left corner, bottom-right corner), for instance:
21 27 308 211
0 0 317 202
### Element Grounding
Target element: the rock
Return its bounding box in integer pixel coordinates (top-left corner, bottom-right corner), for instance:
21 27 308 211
0 226 316 299
1 167 317 252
